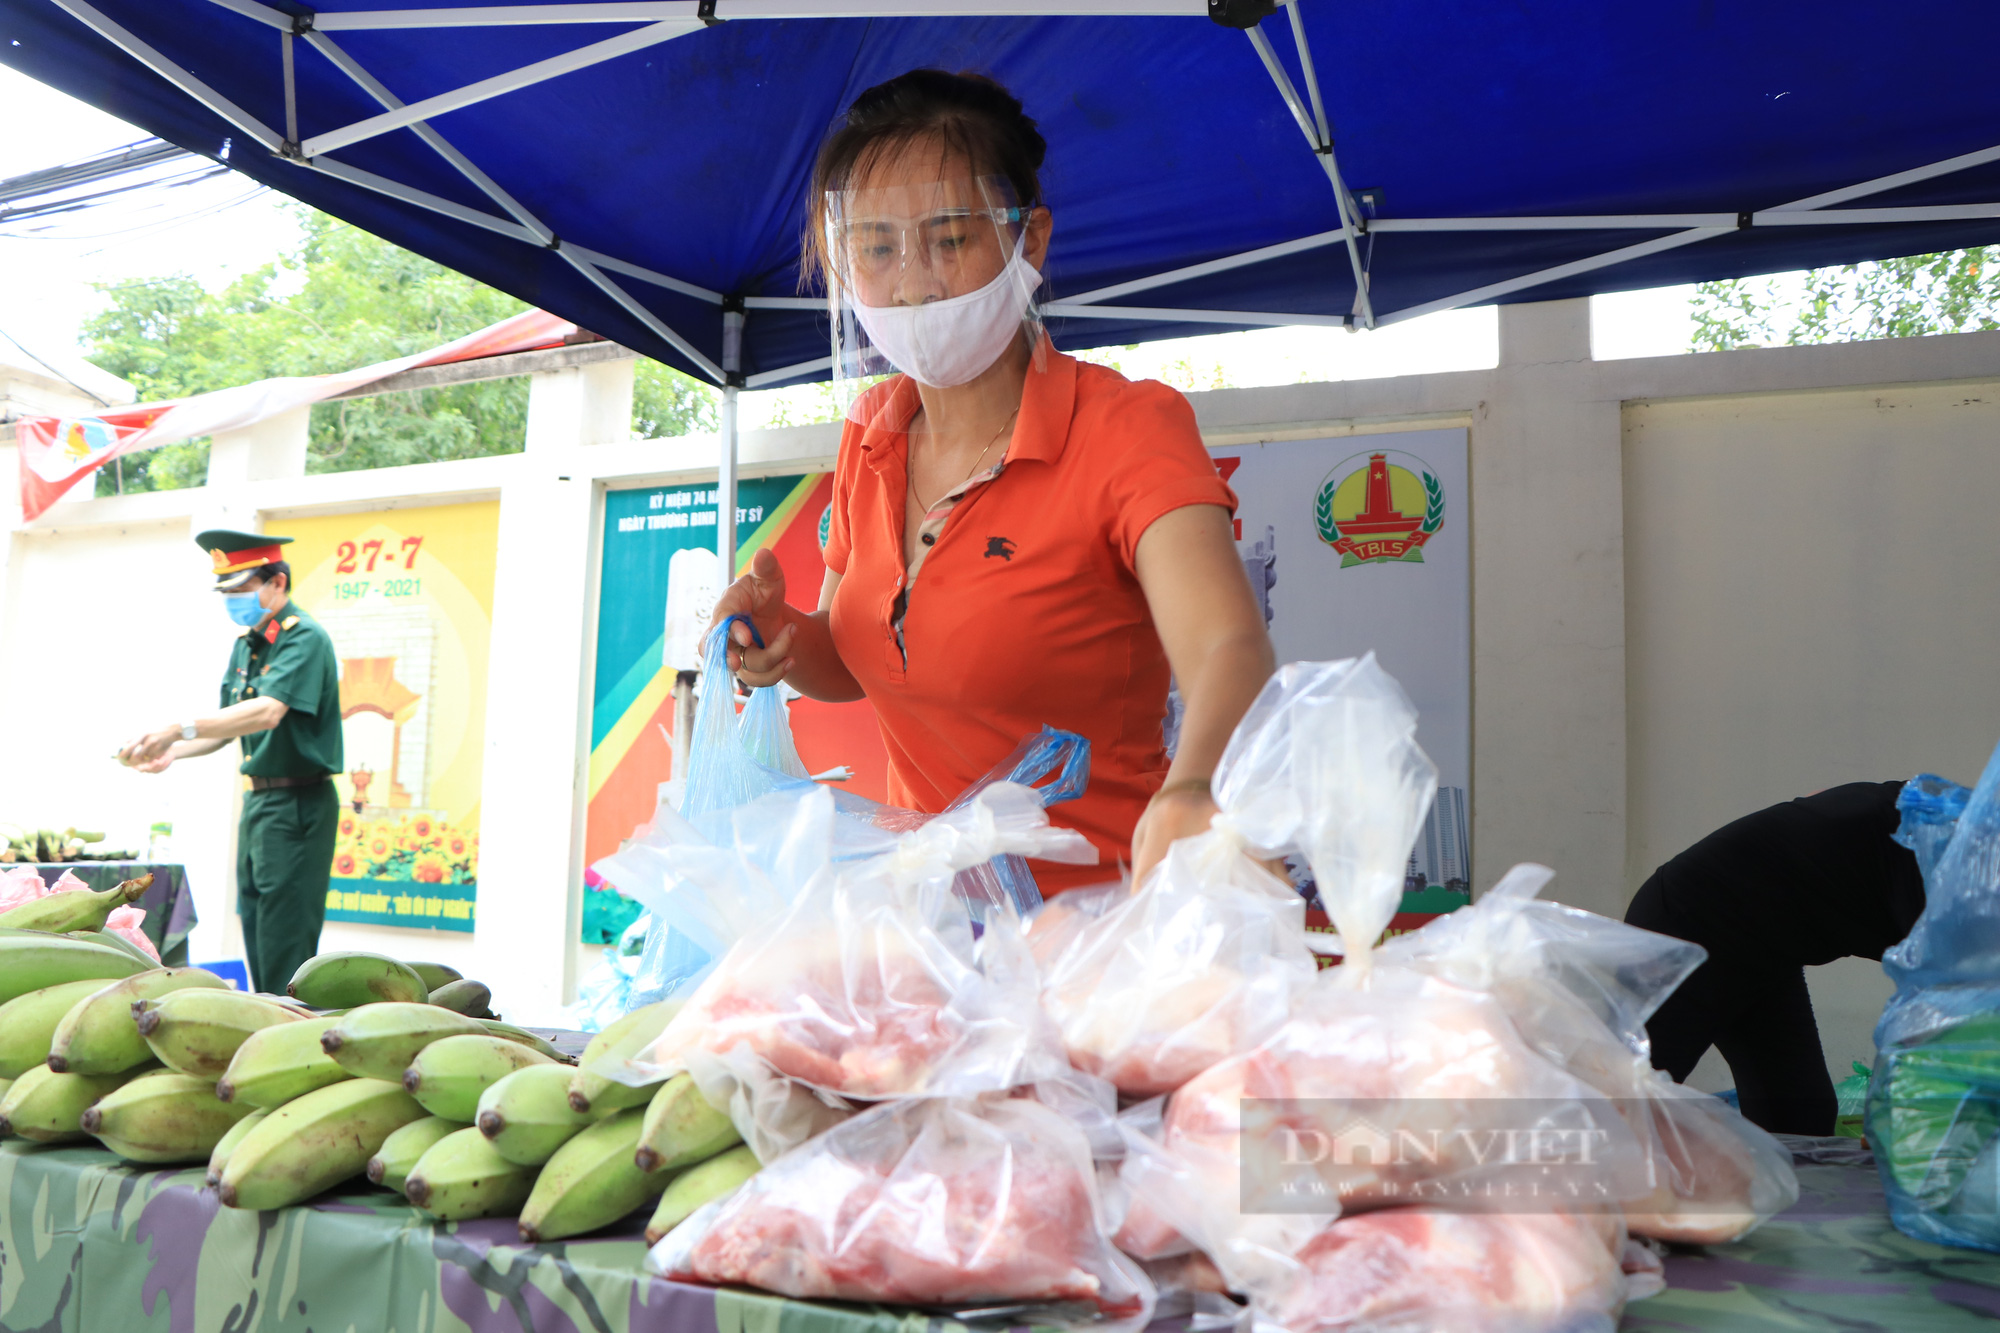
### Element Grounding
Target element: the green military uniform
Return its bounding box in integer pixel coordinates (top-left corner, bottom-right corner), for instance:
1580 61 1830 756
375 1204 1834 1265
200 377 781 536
199 530 344 994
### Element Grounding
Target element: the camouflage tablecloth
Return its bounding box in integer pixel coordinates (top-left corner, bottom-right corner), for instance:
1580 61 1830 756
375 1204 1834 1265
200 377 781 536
6 1138 2000 1333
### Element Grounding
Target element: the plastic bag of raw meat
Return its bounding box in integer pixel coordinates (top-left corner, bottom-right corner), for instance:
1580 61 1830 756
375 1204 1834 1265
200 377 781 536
1036 661 1392 1096
1120 967 1651 1283
650 1093 1154 1330
1379 862 1798 1244
1110 658 1655 1333
1254 1206 1638 1333
625 782 1094 1111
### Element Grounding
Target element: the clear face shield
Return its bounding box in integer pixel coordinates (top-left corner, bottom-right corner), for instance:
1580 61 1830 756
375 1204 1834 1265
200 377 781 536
826 174 1046 419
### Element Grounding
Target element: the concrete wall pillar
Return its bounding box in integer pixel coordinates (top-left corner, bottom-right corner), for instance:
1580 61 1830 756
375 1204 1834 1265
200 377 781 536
1472 299 1628 918
473 369 608 1018
199 404 310 533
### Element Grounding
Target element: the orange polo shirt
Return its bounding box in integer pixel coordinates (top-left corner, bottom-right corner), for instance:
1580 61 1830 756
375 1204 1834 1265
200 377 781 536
823 349 1237 894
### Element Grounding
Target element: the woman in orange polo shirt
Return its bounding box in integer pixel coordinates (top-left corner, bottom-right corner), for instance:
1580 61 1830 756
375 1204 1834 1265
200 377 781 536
713 69 1274 894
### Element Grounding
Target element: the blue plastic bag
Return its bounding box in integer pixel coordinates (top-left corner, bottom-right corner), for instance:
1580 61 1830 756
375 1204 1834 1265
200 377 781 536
1870 758 2000 1251
679 618 814 826
590 614 1095 1012
1894 773 1974 889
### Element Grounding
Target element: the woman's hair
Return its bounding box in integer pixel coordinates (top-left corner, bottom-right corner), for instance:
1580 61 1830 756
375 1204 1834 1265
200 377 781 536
805 69 1046 289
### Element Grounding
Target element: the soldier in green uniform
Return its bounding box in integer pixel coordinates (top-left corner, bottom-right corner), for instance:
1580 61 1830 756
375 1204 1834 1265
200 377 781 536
120 530 344 992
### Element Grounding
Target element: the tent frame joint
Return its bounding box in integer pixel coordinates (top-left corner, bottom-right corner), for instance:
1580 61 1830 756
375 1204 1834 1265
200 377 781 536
288 12 313 35
697 0 719 25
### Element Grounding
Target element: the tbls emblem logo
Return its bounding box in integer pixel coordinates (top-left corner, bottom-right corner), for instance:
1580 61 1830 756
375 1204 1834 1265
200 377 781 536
1315 450 1445 568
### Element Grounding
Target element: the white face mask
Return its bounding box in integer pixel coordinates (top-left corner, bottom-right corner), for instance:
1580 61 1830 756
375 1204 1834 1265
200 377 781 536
849 233 1039 388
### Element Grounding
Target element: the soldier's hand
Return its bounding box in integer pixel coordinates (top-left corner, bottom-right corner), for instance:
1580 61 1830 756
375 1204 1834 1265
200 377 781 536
131 752 175 774
121 728 177 766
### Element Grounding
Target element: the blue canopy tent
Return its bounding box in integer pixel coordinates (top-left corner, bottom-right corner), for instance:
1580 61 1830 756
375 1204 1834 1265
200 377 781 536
6 0 2000 556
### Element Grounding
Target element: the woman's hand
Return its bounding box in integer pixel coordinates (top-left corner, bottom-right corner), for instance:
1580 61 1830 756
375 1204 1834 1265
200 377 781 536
710 548 797 686
1129 785 1220 889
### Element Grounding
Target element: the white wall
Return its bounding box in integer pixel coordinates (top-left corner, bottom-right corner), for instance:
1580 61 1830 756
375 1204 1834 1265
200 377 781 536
6 315 2000 1067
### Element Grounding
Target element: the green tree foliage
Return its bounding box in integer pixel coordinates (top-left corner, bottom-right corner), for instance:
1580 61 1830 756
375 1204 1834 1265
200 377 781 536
83 207 717 493
1690 248 2000 353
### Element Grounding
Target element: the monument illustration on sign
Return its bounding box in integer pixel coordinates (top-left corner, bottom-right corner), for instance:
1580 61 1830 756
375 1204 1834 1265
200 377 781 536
1316 451 1446 568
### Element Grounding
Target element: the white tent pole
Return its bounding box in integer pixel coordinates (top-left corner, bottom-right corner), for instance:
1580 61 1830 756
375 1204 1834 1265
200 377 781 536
293 27 728 380
1245 21 1374 327
563 243 725 303
281 31 298 148
296 156 546 244
301 20 705 158
1373 229 1731 328
745 356 833 388
305 29 555 242
312 0 1204 28
1286 1 1330 147
50 0 285 152
562 249 729 383
718 307 745 573
1771 142 2000 211
1374 136 2000 326
1042 302 1351 327
201 0 289 28
1062 225 1349 305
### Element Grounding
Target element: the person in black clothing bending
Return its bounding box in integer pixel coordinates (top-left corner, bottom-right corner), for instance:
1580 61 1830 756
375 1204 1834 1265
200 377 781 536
1624 780 1924 1137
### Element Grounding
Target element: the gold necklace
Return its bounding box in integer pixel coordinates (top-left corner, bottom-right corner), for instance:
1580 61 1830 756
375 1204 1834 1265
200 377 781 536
908 408 1019 512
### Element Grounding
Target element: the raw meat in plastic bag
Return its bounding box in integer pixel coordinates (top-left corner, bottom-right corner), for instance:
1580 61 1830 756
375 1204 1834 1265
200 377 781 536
1380 863 1798 1244
104 904 160 962
631 782 1094 1104
651 1094 1154 1328
1038 656 1455 1098
1108 657 1651 1333
0 866 47 912
1039 849 1311 1096
1256 1207 1635 1333
1122 968 1650 1290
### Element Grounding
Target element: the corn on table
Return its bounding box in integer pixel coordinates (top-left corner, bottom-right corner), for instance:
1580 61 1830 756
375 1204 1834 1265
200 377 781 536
2 1138 1995 1332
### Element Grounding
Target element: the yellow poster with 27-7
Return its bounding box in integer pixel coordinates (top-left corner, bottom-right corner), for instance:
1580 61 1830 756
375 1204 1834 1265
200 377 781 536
281 501 497 932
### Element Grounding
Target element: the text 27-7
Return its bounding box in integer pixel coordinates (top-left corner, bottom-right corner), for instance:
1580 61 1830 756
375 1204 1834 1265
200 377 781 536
335 535 424 574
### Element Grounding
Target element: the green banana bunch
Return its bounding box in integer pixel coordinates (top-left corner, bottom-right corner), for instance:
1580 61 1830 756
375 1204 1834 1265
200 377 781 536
404 1126 539 1221
478 1020 569 1063
402 1033 554 1122
519 1108 674 1243
0 930 148 1007
0 1064 146 1143
67 930 157 966
137 989 305 1078
49 967 229 1074
477 1064 599 1166
569 1000 680 1115
635 1074 740 1173
206 1107 270 1188
644 1144 761 1244
0 1078 11 1105
287 952 429 1008
217 1078 427 1210
367 1115 464 1194
405 961 462 992
0 873 151 933
320 1003 487 1081
0 978 121 1079
425 979 495 1017
216 1016 353 1108
81 1071 256 1163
